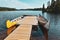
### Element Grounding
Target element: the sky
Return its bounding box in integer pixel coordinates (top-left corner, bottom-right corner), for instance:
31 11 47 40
0 0 51 9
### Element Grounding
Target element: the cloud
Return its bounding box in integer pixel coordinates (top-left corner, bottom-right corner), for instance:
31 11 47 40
0 0 34 9
0 0 49 9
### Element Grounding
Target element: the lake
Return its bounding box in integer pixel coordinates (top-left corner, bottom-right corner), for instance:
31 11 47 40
0 11 60 40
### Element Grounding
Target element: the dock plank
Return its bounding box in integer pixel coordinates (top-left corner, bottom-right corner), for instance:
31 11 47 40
4 25 32 40
17 16 38 25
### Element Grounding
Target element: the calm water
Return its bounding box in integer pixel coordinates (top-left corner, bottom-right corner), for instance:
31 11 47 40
0 11 60 40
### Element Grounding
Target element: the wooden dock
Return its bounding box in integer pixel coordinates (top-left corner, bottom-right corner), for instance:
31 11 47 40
4 16 38 40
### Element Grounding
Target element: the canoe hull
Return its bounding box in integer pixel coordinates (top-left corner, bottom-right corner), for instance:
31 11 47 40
38 15 50 40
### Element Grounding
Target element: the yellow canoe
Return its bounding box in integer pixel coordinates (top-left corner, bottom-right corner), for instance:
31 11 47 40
6 20 16 28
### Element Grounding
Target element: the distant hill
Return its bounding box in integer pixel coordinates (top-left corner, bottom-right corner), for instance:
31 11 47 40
0 7 42 11
0 7 17 11
20 8 42 11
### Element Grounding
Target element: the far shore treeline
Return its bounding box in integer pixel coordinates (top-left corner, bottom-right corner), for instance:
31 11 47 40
43 0 60 13
0 7 42 11
0 7 17 11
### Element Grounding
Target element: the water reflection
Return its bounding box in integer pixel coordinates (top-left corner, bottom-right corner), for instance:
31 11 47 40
48 13 60 40
0 30 7 40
